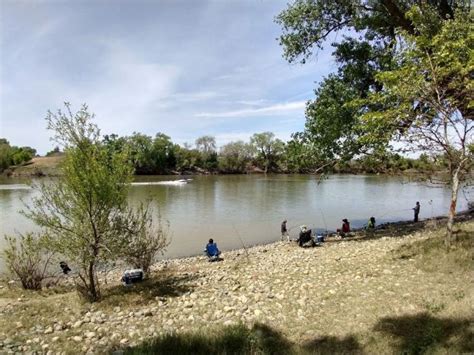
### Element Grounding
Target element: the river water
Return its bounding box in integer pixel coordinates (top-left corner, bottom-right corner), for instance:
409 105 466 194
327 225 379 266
0 174 470 270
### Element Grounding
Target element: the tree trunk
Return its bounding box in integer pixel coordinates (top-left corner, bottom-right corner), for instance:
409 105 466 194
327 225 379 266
445 168 460 249
88 260 99 301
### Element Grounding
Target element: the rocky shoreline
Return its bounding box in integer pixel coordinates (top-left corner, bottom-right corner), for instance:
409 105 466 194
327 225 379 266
0 215 473 354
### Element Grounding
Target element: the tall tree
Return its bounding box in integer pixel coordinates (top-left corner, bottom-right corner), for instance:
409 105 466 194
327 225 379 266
195 135 216 155
219 141 253 173
276 0 470 165
361 7 473 246
250 132 285 173
24 104 134 301
277 1 472 245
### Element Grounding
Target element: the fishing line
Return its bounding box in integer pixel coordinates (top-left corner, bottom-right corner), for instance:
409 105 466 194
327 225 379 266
231 222 249 259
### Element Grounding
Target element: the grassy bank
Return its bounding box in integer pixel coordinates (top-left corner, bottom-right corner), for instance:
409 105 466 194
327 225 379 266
3 156 64 177
0 217 472 354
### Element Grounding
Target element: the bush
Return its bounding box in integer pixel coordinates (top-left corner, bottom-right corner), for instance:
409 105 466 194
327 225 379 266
2 233 55 290
120 204 170 274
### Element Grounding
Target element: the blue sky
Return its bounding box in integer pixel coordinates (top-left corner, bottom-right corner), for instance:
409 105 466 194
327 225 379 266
1 0 336 154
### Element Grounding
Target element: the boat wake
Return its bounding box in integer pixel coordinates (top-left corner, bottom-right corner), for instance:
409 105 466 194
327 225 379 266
131 179 192 186
0 184 31 190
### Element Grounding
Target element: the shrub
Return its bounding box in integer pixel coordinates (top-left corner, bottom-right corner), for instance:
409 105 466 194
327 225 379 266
2 233 55 290
120 204 170 275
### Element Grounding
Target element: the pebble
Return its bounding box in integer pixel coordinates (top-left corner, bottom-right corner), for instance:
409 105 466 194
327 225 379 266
72 320 83 329
44 327 53 334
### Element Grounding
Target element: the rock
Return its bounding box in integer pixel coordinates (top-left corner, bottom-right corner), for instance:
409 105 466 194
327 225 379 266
52 337 59 342
72 320 83 329
85 332 96 339
144 310 153 317
120 338 128 345
72 336 82 342
254 309 262 317
44 327 53 334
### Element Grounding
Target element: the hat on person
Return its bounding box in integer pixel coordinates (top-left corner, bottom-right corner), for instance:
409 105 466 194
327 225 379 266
300 225 307 231
342 219 348 222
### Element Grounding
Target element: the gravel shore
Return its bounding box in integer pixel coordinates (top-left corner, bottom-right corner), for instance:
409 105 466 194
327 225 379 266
1 217 472 354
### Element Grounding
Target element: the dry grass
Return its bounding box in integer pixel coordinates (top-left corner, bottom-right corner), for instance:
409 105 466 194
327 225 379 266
7 156 64 176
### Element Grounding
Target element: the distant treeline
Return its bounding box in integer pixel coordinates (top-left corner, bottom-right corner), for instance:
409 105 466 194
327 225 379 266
101 132 448 175
0 138 37 172
0 133 449 175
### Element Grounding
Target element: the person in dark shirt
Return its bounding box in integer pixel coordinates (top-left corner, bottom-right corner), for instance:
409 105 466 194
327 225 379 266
297 225 314 247
281 219 289 242
413 201 420 222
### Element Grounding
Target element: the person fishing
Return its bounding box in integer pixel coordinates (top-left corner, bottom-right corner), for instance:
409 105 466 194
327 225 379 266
281 219 289 242
367 217 376 229
337 218 351 238
204 238 222 262
297 225 314 247
413 201 420 222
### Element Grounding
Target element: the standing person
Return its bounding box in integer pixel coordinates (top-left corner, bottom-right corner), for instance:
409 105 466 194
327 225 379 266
413 201 420 222
281 219 289 242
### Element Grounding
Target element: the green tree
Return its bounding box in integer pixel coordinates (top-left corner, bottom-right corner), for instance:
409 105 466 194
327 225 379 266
276 0 469 168
152 133 178 173
0 138 12 172
218 141 252 173
195 135 216 155
127 133 155 174
24 103 134 301
250 132 285 173
195 136 218 172
361 7 473 246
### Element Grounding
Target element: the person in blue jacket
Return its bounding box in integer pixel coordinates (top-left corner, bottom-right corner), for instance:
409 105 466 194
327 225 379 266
204 238 221 261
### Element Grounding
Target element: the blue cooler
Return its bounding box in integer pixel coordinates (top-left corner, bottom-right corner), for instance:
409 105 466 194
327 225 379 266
122 269 144 285
316 235 325 243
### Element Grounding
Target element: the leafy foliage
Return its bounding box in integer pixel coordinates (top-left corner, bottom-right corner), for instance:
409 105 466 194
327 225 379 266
2 233 55 290
24 103 135 301
0 138 36 172
119 203 170 274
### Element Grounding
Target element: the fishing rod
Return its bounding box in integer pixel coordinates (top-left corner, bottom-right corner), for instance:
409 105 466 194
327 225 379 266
376 208 413 220
231 223 250 259
318 206 329 235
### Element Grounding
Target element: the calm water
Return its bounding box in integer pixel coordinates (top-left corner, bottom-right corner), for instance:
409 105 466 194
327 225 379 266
0 174 470 270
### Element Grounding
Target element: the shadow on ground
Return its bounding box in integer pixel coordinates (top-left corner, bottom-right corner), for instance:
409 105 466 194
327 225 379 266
101 273 199 307
122 323 362 355
374 312 474 354
302 335 361 354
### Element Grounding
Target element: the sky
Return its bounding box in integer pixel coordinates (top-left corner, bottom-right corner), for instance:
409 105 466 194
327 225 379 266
0 0 337 155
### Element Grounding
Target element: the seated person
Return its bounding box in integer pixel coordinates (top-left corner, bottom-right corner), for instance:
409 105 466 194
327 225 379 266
204 238 222 261
337 219 351 237
59 261 71 275
297 225 314 247
367 217 376 229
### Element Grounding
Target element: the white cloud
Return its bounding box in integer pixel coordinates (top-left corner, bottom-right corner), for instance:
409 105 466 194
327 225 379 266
195 100 306 118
